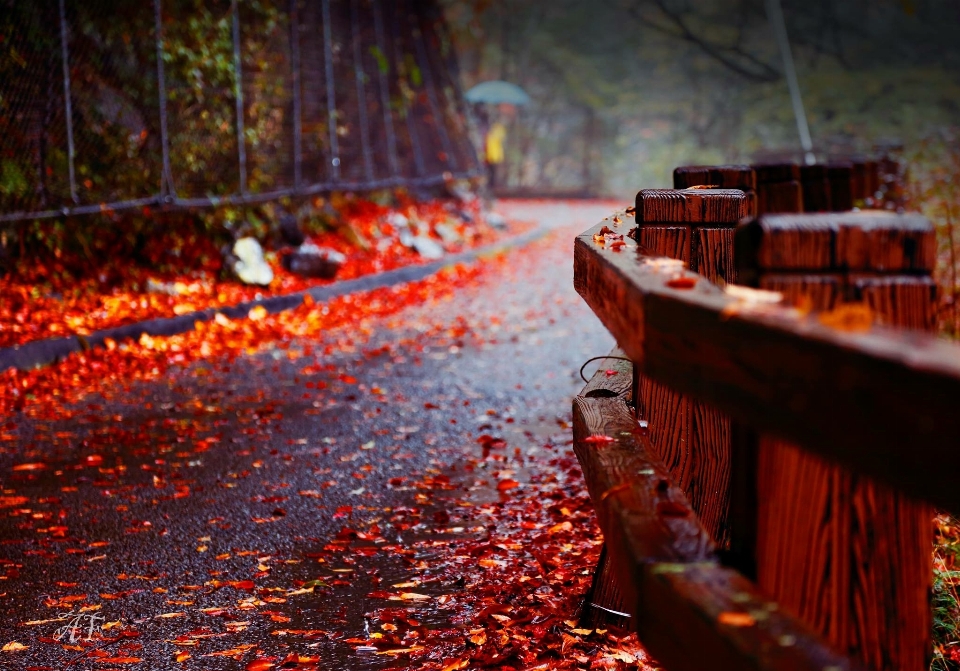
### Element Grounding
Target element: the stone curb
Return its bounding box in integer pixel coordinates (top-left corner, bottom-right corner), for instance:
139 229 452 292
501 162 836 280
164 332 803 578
1 226 550 373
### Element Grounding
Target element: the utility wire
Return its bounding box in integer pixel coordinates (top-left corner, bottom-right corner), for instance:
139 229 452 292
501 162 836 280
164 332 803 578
765 0 816 165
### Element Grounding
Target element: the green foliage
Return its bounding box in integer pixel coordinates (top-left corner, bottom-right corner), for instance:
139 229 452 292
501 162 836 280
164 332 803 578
0 160 28 197
369 45 390 75
934 515 960 671
905 129 960 336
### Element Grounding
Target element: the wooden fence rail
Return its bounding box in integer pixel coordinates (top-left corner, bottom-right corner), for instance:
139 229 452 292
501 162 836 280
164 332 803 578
572 190 959 671
574 222 960 514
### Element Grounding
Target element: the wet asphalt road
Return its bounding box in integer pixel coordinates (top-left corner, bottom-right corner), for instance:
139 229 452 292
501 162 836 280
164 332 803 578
0 201 622 670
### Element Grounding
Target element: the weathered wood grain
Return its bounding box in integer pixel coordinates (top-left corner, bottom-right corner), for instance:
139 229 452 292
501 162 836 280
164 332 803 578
638 562 862 671
582 347 634 399
736 211 936 671
801 165 832 213
637 226 691 263
673 165 757 191
634 212 735 542
756 180 803 215
573 220 960 515
753 162 800 184
756 439 932 671
827 163 855 212
851 275 937 331
850 160 879 204
635 189 747 223
572 394 861 671
673 166 758 218
572 395 715 566
736 212 936 277
758 274 842 311
695 228 738 285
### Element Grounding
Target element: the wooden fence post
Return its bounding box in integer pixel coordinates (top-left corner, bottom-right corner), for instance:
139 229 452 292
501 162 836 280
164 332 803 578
735 210 936 671
631 188 746 541
754 163 802 215
673 165 757 217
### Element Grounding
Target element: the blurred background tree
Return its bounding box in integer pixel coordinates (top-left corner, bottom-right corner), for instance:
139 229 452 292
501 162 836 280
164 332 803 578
443 0 960 194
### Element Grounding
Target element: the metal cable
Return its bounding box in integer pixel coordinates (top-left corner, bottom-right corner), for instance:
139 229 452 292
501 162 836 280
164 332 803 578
578 355 633 384
58 0 78 204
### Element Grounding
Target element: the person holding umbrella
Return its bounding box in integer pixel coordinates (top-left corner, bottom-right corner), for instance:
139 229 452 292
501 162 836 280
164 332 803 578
464 81 530 193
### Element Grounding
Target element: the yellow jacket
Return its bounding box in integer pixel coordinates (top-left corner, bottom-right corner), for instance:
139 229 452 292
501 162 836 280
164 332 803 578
485 122 506 164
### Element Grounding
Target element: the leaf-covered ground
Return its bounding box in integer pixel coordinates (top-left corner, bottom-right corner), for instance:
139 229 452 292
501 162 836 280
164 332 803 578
0 200 651 670
1 197 527 350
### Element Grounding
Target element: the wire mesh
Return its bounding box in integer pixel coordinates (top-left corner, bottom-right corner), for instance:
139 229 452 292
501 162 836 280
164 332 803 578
0 0 70 214
0 0 479 224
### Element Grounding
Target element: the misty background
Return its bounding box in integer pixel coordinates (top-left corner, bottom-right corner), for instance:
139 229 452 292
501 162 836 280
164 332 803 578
443 0 960 196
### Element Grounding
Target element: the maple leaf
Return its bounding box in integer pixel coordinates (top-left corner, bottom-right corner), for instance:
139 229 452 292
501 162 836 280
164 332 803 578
497 478 520 491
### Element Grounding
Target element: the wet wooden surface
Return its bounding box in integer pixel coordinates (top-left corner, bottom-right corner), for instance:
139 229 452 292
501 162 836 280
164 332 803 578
572 391 862 671
631 191 743 541
573 220 960 515
735 210 936 671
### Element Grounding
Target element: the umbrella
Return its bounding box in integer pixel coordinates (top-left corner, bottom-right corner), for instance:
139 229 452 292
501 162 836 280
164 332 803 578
463 80 531 106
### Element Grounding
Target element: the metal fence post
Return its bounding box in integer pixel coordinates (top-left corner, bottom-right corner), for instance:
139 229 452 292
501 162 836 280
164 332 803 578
231 0 248 196
392 2 426 178
351 0 374 182
372 0 400 179
58 0 78 204
154 0 174 200
290 0 302 192
321 0 340 182
412 16 457 172
433 13 483 174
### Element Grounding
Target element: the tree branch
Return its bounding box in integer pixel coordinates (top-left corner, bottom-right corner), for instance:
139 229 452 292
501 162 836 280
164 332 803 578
623 0 780 83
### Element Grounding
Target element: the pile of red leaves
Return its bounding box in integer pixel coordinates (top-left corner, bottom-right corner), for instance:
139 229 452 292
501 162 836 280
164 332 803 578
336 445 648 670
1 261 489 417
1 197 524 349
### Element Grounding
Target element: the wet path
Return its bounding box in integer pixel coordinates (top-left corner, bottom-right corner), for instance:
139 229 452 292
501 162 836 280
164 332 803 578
0 201 648 670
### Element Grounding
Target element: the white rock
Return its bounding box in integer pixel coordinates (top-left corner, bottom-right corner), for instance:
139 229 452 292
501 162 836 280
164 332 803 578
411 236 445 259
386 212 409 229
484 210 509 230
232 237 274 286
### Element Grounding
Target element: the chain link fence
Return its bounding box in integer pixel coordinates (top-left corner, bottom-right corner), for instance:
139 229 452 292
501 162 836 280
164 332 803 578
0 0 481 224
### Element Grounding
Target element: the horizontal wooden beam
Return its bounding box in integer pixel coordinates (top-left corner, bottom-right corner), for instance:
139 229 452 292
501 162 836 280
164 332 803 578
573 393 859 671
581 347 634 399
574 220 960 515
735 211 935 281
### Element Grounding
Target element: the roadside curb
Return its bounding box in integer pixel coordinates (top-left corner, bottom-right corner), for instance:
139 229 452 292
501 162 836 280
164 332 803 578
1 225 550 372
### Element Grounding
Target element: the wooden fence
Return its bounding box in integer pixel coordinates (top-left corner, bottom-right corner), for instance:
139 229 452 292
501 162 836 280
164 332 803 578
572 163 953 671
